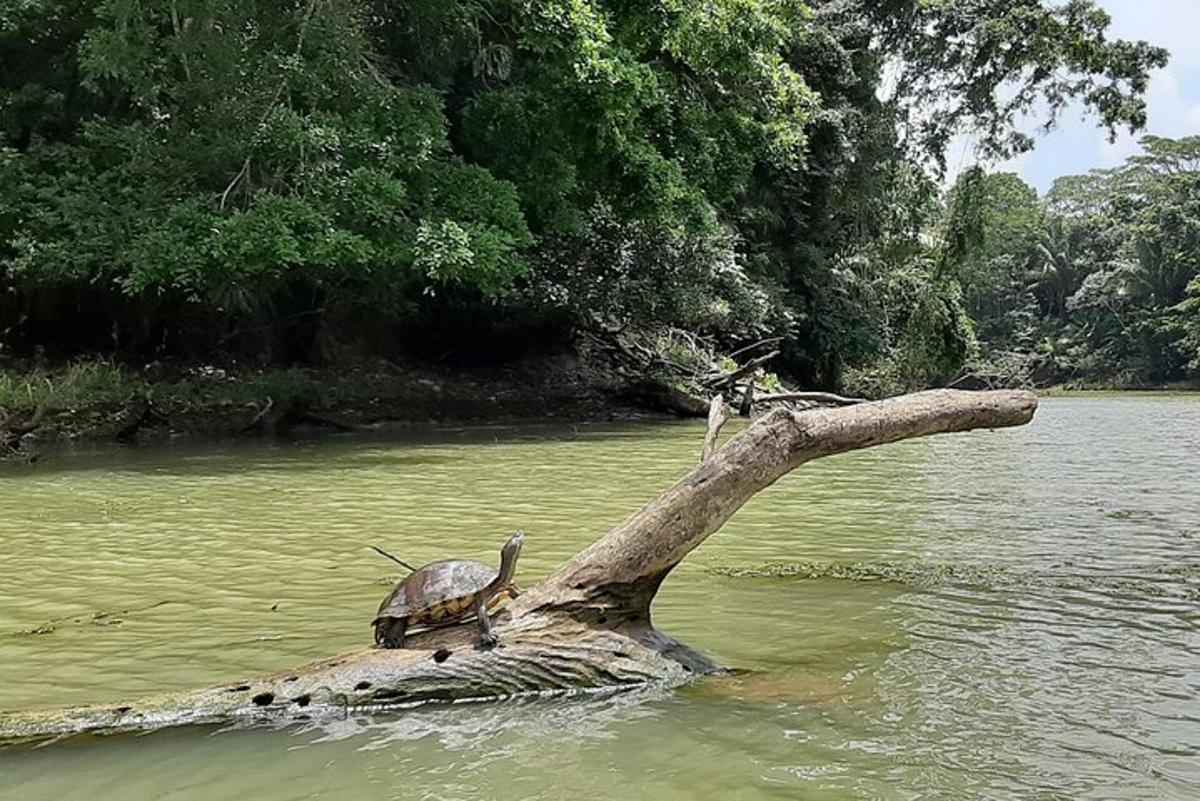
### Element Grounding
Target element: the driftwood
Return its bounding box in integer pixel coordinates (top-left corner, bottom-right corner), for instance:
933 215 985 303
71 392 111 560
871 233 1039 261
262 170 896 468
0 389 1037 743
726 336 784 362
1 404 46 453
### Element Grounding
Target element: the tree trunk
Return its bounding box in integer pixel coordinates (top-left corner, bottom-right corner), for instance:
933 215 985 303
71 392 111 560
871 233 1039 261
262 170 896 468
0 389 1037 743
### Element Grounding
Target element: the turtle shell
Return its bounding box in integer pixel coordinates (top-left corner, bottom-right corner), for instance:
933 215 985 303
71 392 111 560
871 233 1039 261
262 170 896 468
373 559 498 627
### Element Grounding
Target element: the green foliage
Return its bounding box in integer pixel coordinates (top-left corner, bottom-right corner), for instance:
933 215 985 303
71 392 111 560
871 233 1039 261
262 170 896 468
957 136 1200 387
840 249 975 397
527 208 784 336
0 360 143 411
851 0 1169 166
1 1 531 300
0 0 1172 389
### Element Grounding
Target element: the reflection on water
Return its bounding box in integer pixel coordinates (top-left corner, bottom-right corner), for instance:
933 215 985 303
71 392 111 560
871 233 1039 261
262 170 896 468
1 396 1198 799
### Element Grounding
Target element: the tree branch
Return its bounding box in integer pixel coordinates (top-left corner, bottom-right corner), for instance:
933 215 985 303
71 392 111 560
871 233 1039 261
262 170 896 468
700 394 733 462
754 391 868 406
526 389 1037 612
701 350 779 389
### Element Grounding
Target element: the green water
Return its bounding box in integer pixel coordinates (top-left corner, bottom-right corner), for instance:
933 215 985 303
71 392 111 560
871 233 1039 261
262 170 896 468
1 396 1198 800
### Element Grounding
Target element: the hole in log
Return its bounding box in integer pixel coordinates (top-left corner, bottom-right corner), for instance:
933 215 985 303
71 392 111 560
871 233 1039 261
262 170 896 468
283 676 298 683
251 692 274 707
611 651 628 659
574 583 586 590
227 684 251 692
597 615 608 624
681 665 693 673
372 689 406 701
114 706 132 714
293 694 311 707
433 648 452 663
354 681 372 691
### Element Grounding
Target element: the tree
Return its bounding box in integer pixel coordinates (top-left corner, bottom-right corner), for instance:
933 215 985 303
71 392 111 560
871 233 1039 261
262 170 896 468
0 1 1173 382
946 136 1200 387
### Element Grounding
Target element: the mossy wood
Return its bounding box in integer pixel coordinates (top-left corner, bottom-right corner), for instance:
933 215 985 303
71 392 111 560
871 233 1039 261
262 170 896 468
0 389 1037 743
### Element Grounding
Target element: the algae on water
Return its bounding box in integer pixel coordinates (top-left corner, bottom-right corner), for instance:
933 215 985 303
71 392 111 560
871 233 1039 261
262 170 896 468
711 560 1200 601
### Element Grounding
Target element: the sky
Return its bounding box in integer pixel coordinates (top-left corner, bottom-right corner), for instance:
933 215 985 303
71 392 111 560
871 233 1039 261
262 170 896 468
951 0 1200 194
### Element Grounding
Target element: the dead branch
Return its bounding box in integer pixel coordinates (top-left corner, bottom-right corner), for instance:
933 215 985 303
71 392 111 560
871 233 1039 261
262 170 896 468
2 404 46 452
754 391 868 406
241 397 276 434
738 377 756 417
219 157 251 210
702 350 779 389
700 394 733 462
726 337 784 362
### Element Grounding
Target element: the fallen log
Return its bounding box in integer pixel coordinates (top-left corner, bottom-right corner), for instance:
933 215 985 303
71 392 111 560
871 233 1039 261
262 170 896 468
620 378 710 417
0 389 1037 743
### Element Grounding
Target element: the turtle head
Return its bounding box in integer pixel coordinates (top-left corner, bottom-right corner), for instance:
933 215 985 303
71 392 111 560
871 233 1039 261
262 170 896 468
498 530 525 581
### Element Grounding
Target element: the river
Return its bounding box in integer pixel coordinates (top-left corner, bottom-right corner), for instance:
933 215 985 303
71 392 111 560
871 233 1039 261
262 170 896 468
0 395 1197 799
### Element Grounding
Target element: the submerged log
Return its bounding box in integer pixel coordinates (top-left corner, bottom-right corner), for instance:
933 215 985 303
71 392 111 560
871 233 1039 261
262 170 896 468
0 389 1037 743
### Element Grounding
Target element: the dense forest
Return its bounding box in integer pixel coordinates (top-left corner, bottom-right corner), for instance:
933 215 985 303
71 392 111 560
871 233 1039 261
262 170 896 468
1 0 1194 394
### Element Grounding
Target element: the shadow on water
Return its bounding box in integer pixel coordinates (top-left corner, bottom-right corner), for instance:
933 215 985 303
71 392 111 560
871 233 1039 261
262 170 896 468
0 418 702 480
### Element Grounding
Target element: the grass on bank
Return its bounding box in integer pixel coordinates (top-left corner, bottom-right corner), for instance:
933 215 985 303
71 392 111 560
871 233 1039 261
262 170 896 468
0 361 352 414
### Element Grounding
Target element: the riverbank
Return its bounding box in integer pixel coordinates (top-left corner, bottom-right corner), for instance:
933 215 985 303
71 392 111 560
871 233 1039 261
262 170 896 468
1040 380 1200 395
5 350 1196 452
0 349 667 448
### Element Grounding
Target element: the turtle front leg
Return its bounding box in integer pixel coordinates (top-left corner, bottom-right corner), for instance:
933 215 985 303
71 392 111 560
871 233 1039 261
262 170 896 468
474 593 498 649
375 617 407 649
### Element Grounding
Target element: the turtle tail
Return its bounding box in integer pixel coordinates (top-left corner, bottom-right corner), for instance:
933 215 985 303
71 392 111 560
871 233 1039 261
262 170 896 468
369 545 418 572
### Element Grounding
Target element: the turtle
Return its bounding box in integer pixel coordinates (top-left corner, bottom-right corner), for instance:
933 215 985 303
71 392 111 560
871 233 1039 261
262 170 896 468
372 531 525 649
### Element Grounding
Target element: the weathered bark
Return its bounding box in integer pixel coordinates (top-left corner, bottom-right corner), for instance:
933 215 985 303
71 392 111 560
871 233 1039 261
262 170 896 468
0 389 1037 744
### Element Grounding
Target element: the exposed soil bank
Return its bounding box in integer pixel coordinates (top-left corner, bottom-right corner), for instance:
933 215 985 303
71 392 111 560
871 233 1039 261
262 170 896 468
0 346 691 450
